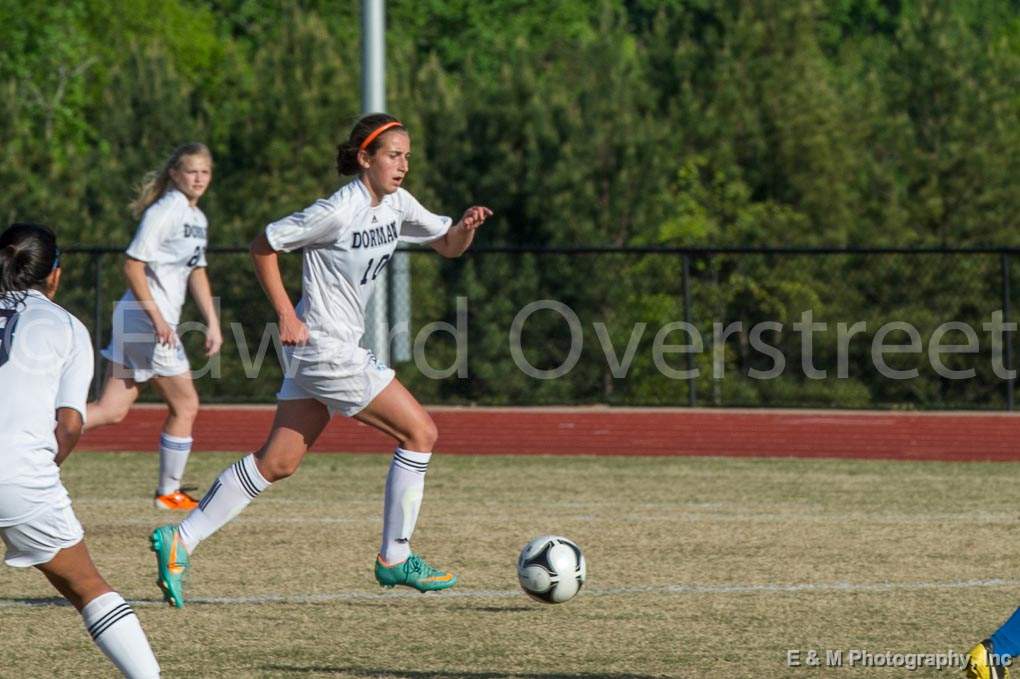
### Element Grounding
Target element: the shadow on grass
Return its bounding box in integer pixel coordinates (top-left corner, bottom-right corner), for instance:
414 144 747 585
1 596 191 608
0 598 541 612
262 669 670 679
0 597 71 607
449 605 533 613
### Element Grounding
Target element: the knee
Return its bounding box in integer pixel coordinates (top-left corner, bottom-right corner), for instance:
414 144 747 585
254 453 300 483
108 405 132 425
404 416 438 452
169 394 200 423
94 399 132 426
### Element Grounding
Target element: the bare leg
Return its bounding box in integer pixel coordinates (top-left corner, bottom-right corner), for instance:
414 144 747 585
150 372 199 439
356 379 443 567
35 541 111 611
85 363 139 431
176 399 331 556
149 372 201 500
354 379 438 451
254 398 332 481
37 541 160 677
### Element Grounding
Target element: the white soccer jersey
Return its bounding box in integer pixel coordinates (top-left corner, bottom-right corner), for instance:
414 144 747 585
116 188 208 327
265 179 451 363
0 290 94 526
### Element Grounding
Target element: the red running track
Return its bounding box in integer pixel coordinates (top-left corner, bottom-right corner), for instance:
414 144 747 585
78 405 1020 462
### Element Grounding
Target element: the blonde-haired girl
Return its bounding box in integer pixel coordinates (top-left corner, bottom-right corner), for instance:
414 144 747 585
88 143 222 511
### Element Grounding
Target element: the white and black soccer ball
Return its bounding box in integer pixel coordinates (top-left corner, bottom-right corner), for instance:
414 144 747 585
516 535 587 604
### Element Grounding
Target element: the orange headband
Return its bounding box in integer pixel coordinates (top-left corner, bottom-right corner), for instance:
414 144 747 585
358 121 403 152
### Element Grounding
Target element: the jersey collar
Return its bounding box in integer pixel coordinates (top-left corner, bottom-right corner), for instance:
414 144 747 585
354 177 394 208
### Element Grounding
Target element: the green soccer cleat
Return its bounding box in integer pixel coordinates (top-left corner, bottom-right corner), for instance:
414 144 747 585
150 524 189 608
374 553 457 592
965 639 1010 679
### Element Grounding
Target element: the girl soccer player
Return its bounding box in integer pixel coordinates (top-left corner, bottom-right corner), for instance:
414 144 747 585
0 223 161 677
87 143 223 511
151 113 491 607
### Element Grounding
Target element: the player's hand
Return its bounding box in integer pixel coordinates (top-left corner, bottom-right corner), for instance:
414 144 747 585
457 206 493 231
153 317 177 347
205 324 223 357
279 312 310 346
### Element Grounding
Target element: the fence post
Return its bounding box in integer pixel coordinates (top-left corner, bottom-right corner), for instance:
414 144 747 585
1003 252 1014 411
92 252 103 400
682 253 696 407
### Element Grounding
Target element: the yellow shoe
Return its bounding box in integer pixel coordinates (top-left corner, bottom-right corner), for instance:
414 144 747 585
965 640 1010 679
154 490 199 511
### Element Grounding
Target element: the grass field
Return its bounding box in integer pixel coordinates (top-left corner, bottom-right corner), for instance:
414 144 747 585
2 451 1019 678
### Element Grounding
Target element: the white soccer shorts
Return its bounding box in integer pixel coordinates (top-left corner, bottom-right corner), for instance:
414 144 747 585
277 346 395 417
101 310 190 383
2 503 84 568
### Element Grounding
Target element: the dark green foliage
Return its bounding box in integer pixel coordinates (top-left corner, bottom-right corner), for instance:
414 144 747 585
2 0 1018 407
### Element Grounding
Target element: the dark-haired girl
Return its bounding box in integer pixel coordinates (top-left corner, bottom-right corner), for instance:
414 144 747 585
87 143 222 511
151 114 491 607
0 223 160 677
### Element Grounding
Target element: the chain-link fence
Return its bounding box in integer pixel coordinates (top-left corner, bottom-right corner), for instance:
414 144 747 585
60 245 1020 410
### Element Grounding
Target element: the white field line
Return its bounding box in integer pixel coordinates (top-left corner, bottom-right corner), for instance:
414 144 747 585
84 516 372 526
72 510 1020 527
3 578 1019 608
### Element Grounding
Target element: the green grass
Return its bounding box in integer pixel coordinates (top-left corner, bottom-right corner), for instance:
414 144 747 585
2 451 1018 678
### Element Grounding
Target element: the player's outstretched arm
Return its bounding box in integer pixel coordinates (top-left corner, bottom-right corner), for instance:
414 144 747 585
431 205 493 258
250 233 309 346
54 408 84 467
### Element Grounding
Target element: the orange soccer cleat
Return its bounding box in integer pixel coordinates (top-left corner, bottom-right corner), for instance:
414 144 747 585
153 489 200 511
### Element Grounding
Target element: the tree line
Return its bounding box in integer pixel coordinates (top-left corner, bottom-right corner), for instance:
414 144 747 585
2 0 1018 408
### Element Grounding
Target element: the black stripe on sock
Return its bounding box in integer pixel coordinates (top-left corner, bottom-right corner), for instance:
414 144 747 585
394 451 429 468
91 609 135 640
232 461 258 498
240 460 264 497
392 462 428 474
392 461 428 474
87 604 133 640
232 460 261 499
159 437 192 451
393 452 429 473
86 602 129 637
199 480 222 511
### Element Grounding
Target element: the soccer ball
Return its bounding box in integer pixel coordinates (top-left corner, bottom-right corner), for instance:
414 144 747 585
516 535 587 603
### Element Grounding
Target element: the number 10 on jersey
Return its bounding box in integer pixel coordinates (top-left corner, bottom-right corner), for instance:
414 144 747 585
359 254 391 285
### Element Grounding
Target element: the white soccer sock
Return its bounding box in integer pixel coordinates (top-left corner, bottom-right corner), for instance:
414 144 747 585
380 448 431 563
157 433 192 496
178 454 270 554
81 591 160 679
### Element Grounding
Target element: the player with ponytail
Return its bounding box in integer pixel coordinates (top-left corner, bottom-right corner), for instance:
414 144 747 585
87 143 223 511
0 224 160 677
150 113 491 607
0 224 59 305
